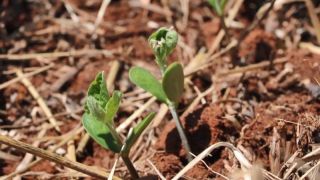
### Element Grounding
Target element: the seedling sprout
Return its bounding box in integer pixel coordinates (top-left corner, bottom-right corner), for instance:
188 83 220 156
82 72 155 179
129 27 193 161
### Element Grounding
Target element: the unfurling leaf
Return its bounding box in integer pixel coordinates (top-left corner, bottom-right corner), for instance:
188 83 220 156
162 62 184 104
86 72 109 111
148 28 178 67
129 67 167 103
122 112 156 155
86 96 106 121
105 91 122 124
82 113 122 152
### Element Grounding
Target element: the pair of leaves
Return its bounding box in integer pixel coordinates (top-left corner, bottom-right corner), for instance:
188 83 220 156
129 62 184 105
83 72 122 152
82 72 156 155
208 0 228 16
148 28 178 65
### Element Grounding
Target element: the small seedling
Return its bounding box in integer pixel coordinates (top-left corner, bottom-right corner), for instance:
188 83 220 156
208 0 228 17
208 0 230 42
129 27 193 161
82 72 155 179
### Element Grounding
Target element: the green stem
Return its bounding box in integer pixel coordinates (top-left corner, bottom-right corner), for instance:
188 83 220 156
121 155 139 179
168 104 193 162
156 57 167 75
106 123 123 147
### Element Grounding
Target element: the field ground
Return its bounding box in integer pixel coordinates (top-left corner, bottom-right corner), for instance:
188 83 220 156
0 0 320 179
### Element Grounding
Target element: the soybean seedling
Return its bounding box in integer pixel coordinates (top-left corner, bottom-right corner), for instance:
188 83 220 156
129 27 193 161
82 72 155 179
208 0 230 42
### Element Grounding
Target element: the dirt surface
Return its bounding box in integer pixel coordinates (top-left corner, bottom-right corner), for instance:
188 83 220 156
1 0 320 179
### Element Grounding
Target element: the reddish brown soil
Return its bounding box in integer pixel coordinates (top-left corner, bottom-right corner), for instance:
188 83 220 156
239 29 277 64
153 105 238 178
287 49 320 83
1 0 320 179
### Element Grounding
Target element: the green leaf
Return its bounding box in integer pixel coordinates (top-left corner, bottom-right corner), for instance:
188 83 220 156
165 29 178 55
162 62 184 104
220 0 227 10
129 67 167 103
104 91 122 124
121 112 156 155
82 113 122 153
86 96 106 121
208 0 227 16
86 72 109 111
148 28 178 67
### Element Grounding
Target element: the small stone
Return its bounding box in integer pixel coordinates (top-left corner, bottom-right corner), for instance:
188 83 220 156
55 148 66 155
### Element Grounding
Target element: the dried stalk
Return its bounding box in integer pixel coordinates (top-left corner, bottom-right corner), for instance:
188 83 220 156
0 134 121 180
172 142 251 180
116 97 156 132
2 127 84 179
305 0 320 44
0 64 53 90
16 69 61 132
0 49 113 61
217 57 288 77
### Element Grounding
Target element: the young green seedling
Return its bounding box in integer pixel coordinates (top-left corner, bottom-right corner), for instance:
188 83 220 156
82 72 155 179
129 27 193 161
208 0 230 42
208 0 227 17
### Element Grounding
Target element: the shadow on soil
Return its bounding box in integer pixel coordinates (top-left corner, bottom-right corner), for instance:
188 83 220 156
165 107 213 161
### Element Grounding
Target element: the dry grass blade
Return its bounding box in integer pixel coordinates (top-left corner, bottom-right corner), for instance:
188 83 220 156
16 69 61 132
304 0 320 44
208 0 244 55
76 133 90 155
185 39 237 76
315 78 320 86
92 0 111 37
237 0 276 44
0 134 121 180
116 97 156 132
151 104 168 128
0 49 113 61
0 64 53 90
181 86 214 119
190 152 229 180
217 58 288 77
179 0 190 29
0 150 20 161
107 60 121 92
108 157 119 180
300 42 320 55
15 125 48 172
65 139 77 173
172 142 252 180
299 160 320 180
147 159 166 180
1 127 84 179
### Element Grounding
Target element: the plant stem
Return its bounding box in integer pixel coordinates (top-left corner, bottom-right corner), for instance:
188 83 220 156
106 123 123 147
157 60 167 75
121 155 139 179
168 104 193 162
107 125 140 179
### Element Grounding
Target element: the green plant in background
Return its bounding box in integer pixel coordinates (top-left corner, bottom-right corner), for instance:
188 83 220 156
82 72 155 179
208 0 230 41
129 27 192 161
208 0 227 17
